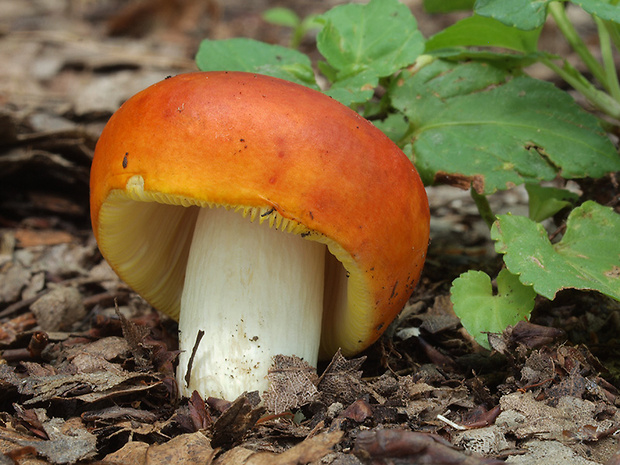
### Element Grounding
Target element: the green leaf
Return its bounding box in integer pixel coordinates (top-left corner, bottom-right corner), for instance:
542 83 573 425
391 60 620 193
426 14 542 53
300 15 323 33
525 183 579 222
492 201 620 301
451 269 537 349
323 70 378 106
424 0 476 13
572 0 620 23
262 7 301 28
262 8 322 49
475 0 553 30
372 113 411 144
316 60 338 83
317 0 424 79
195 38 318 88
429 48 544 69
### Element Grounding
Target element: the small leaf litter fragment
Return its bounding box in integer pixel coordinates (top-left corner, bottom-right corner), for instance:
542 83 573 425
211 395 264 449
0 416 97 464
263 354 318 415
492 201 620 301
451 269 536 349
317 349 367 405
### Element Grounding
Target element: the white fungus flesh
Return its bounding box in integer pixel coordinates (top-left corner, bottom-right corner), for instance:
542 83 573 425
177 206 326 400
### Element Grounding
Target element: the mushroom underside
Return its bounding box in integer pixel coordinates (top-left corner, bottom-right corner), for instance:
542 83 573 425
97 186 380 399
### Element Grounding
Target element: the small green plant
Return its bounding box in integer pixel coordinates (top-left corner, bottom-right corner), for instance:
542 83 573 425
262 7 322 49
195 0 620 348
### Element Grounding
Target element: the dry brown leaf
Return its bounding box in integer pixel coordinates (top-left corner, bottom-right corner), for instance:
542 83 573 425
353 429 503 465
0 361 158 405
0 427 48 465
104 432 214 465
213 431 343 465
340 399 373 423
71 376 168 404
317 350 366 406
103 441 150 465
14 229 75 248
211 395 265 449
64 336 131 363
263 354 319 415
0 312 37 346
0 261 31 305
81 405 159 424
0 416 97 464
146 432 214 465
29 286 85 332
497 391 620 441
188 390 212 431
116 305 153 370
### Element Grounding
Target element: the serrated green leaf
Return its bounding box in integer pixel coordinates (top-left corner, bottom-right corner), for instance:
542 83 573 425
571 0 620 23
195 38 318 88
451 269 536 349
526 183 579 222
475 0 553 30
323 70 378 106
424 0 476 13
492 201 620 301
426 14 542 53
317 0 424 79
391 60 620 193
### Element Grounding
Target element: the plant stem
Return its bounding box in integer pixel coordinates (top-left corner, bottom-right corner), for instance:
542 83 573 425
470 188 496 230
607 20 620 52
548 2 607 88
542 57 620 120
596 17 620 102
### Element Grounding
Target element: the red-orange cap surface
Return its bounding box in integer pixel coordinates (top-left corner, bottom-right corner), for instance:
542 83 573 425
90 71 430 358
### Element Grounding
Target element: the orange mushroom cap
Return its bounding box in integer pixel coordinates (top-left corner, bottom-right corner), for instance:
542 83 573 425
90 71 429 359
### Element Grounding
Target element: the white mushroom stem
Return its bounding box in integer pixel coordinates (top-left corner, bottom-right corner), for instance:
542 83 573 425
177 207 326 400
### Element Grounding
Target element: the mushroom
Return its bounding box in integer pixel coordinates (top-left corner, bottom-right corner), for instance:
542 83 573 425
90 72 430 400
